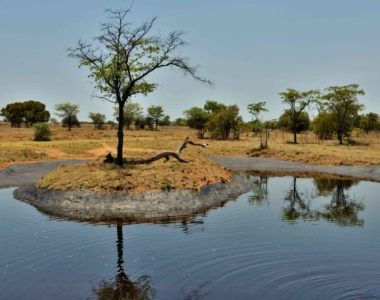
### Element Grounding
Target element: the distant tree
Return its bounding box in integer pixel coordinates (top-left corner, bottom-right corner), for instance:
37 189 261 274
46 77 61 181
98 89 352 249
88 112 107 129
1 103 23 127
358 112 380 133
147 105 165 130
33 122 52 141
159 115 171 126
174 118 187 126
264 119 279 130
183 107 210 138
279 89 319 143
321 84 365 144
247 102 268 148
107 120 117 129
0 100 50 127
207 104 244 140
68 7 212 166
311 112 336 140
50 118 58 124
55 103 80 131
247 102 268 123
204 100 225 113
62 115 81 129
113 103 143 130
22 100 50 127
135 115 153 130
278 111 310 134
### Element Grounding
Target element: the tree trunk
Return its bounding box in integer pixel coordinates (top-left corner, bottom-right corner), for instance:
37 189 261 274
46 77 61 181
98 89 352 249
338 132 343 145
116 103 125 166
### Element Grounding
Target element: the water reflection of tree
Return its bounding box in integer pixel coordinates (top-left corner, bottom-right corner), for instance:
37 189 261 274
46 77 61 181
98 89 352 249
90 225 156 300
282 177 316 222
248 175 269 205
313 178 364 227
281 177 364 227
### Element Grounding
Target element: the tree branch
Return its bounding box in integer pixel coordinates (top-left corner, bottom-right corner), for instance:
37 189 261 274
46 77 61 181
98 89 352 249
104 137 208 165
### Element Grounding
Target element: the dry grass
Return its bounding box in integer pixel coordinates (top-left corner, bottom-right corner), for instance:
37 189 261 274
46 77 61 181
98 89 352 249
1 122 380 193
248 130 380 166
37 156 232 194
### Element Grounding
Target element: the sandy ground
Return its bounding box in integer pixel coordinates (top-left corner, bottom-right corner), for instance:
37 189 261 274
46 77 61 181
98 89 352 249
2 157 380 222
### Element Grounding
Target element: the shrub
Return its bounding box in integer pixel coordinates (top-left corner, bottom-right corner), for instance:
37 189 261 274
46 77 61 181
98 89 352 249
207 104 244 140
33 122 52 141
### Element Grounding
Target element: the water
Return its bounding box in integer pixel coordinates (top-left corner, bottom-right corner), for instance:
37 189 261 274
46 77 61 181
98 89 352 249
1 174 380 299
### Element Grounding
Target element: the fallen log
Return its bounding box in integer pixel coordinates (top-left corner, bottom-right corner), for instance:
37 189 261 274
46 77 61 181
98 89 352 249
104 137 208 165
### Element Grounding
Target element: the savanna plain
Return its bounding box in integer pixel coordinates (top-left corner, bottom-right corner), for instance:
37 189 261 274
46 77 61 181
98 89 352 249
1 122 380 194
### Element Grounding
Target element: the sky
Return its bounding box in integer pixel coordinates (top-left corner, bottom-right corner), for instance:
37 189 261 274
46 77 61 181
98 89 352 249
1 0 380 123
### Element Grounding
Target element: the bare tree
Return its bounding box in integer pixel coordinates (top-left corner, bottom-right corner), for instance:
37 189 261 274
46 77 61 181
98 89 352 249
68 8 212 165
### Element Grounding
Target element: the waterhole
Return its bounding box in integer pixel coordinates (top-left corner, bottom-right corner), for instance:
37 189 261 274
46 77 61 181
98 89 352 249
1 173 380 299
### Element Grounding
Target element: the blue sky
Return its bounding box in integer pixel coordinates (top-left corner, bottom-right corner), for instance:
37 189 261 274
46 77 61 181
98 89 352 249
1 0 379 122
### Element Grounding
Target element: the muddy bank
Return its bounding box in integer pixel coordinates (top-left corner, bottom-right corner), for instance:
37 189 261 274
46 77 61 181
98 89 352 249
13 174 256 221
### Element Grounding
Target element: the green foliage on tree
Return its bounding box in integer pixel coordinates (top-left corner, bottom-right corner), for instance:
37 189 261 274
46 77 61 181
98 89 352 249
183 107 210 138
54 103 80 131
88 112 107 129
174 118 187 126
247 102 269 148
247 102 268 122
278 111 310 133
68 8 212 166
159 115 171 126
62 115 81 128
135 116 153 130
204 100 226 113
279 88 319 143
33 122 52 141
1 100 50 127
264 119 279 130
113 103 143 130
147 105 165 130
1 103 23 127
358 112 380 134
311 112 336 140
207 104 244 140
320 84 365 144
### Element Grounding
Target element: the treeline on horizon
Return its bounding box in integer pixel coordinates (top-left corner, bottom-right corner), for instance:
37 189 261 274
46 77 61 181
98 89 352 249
0 83 377 145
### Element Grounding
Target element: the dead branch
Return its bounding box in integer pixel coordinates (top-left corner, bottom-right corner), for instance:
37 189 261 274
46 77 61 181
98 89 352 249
104 137 208 165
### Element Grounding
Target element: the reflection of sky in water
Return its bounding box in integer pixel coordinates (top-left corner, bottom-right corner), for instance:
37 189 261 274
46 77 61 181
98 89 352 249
1 177 380 299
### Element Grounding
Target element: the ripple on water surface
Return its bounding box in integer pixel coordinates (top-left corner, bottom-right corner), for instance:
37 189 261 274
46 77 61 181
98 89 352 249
1 176 380 299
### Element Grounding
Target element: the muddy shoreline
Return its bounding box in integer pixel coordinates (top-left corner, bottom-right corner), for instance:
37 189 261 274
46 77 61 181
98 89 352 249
2 158 380 221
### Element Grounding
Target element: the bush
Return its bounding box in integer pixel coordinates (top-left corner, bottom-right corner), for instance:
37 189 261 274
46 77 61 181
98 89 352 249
33 122 52 141
207 104 243 140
